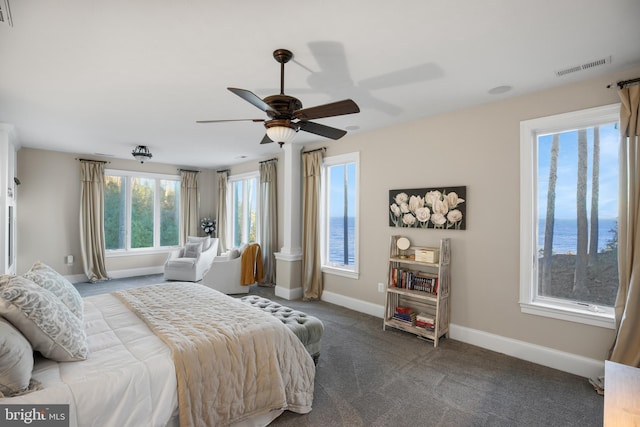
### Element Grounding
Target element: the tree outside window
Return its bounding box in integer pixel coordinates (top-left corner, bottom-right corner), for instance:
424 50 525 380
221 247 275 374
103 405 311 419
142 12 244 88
321 152 359 278
537 124 619 307
104 171 180 251
520 104 619 328
229 173 258 248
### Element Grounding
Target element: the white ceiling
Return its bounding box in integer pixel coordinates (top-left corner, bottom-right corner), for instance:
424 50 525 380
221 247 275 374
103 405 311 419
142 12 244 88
1 1 639 169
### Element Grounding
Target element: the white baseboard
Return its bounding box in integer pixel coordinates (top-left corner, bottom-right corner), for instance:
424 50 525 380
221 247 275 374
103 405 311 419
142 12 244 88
65 273 89 284
320 291 603 379
109 266 164 279
449 324 604 379
321 290 385 318
66 266 164 284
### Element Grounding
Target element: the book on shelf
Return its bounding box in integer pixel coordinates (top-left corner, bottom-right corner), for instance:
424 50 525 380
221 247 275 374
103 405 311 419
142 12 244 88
415 320 435 331
392 307 416 325
392 315 416 326
390 267 438 294
416 313 435 330
396 306 412 314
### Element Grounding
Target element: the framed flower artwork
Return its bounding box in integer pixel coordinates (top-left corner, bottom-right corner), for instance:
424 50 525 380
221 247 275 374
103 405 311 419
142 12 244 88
389 186 466 230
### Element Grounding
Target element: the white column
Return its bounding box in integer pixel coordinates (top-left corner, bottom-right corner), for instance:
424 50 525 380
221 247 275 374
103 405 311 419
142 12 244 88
274 142 303 299
277 142 302 260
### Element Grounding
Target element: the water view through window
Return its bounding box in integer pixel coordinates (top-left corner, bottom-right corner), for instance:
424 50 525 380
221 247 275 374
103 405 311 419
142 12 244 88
537 122 619 307
326 162 356 267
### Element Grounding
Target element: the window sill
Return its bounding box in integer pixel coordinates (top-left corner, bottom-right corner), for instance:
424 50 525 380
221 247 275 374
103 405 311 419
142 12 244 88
106 247 178 258
520 301 615 329
321 265 359 280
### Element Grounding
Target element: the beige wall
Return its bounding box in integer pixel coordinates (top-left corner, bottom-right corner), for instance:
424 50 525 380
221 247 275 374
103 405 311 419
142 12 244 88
16 149 217 277
15 66 639 364
318 67 640 362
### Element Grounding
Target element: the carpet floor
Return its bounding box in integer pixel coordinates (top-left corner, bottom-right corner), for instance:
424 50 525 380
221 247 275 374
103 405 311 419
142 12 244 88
75 275 604 426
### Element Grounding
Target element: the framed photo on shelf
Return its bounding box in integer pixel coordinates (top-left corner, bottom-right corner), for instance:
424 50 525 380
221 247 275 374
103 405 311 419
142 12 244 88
389 186 466 230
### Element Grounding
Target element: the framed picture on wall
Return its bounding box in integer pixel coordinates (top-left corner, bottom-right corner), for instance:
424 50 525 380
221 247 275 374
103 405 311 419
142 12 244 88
389 186 466 230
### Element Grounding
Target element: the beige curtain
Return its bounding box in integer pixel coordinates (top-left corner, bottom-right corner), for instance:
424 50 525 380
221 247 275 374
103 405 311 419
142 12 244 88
259 159 278 285
216 170 229 253
302 150 323 300
79 160 108 282
609 84 640 366
180 170 199 245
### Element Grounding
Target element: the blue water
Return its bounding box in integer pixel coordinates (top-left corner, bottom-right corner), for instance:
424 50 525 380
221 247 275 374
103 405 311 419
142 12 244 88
329 217 616 260
538 218 617 254
329 217 355 265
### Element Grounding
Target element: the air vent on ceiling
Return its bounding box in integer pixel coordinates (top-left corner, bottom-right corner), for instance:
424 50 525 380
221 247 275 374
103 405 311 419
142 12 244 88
555 56 612 77
0 0 13 27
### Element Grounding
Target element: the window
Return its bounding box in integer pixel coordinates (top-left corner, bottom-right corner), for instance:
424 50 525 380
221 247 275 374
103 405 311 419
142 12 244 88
520 104 619 328
228 172 258 248
104 170 180 252
321 152 359 278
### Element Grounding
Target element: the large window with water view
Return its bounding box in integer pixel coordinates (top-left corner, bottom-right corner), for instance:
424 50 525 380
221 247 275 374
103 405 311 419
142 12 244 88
322 152 359 277
521 104 620 327
104 171 180 251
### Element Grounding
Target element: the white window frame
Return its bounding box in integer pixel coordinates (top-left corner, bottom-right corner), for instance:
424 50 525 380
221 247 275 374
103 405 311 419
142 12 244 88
320 152 360 279
519 104 619 329
105 169 181 256
227 171 260 248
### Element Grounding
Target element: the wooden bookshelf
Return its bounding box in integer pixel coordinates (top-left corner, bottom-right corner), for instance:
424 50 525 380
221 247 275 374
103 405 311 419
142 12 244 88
383 236 451 347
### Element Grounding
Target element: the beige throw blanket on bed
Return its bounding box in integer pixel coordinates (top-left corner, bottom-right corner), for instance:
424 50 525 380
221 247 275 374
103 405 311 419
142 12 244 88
114 283 315 427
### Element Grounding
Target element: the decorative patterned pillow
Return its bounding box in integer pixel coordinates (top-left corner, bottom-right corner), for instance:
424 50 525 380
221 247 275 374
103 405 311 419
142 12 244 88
0 275 89 362
184 241 203 258
23 261 84 320
0 316 39 397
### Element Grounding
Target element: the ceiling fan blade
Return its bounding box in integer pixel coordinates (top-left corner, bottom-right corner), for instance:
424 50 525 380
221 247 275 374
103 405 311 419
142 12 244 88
294 99 360 121
260 134 274 144
196 118 265 123
228 87 276 115
298 121 347 140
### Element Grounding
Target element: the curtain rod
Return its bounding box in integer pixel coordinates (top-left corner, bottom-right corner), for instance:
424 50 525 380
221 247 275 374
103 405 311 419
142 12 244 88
217 169 230 173
76 158 110 164
302 147 326 155
606 77 640 89
259 157 277 164
178 168 200 173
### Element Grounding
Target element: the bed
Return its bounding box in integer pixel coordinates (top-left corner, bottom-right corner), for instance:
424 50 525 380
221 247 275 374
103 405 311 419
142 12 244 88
0 278 316 427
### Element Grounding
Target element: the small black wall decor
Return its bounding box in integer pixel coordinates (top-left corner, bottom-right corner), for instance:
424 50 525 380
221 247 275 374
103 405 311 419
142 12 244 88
389 186 466 230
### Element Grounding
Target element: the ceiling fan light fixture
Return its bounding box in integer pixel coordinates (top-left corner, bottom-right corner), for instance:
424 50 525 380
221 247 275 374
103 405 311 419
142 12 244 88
132 145 153 163
265 122 298 146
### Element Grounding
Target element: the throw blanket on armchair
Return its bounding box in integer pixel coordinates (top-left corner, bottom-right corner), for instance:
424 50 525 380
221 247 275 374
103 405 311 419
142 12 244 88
241 243 264 285
114 283 314 427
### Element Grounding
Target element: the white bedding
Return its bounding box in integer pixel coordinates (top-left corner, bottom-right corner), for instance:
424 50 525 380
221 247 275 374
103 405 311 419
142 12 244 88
114 283 315 427
2 293 179 427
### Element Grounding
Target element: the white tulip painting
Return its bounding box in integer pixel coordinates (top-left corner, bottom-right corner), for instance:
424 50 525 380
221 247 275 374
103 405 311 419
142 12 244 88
389 186 466 230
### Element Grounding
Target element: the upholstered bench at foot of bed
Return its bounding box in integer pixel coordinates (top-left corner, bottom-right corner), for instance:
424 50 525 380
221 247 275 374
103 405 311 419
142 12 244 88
239 295 324 365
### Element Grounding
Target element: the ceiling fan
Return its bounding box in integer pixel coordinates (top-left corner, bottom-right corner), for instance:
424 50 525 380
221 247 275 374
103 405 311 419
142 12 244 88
197 49 360 147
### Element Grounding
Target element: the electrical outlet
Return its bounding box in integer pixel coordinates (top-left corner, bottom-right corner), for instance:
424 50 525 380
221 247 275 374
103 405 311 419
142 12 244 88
378 282 385 293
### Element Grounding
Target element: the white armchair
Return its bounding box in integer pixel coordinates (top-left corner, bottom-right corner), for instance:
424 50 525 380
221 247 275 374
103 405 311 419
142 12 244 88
201 247 248 294
164 237 219 282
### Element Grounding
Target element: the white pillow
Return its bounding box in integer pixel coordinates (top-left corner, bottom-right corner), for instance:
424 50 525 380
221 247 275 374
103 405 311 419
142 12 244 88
0 316 38 397
0 275 89 362
184 241 203 258
187 236 211 251
23 261 84 320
